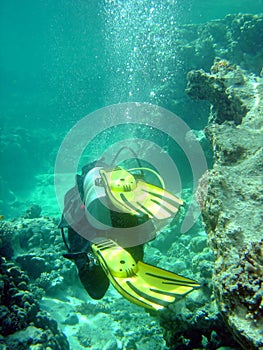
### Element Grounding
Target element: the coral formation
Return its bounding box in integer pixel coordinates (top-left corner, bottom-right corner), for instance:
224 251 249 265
24 205 42 219
0 221 14 260
0 257 69 349
187 58 263 348
0 216 169 349
158 13 263 129
11 217 77 295
160 298 239 349
155 220 241 349
0 218 75 348
186 59 248 125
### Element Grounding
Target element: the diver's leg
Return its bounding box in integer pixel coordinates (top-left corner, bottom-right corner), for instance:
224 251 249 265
67 226 88 252
66 227 110 299
110 212 145 261
75 255 110 299
110 211 139 228
126 245 144 262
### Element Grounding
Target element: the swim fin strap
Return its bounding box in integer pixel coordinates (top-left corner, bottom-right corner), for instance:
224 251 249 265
100 167 184 220
92 239 200 311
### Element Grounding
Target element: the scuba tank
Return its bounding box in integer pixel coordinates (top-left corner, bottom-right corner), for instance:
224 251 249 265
83 167 112 230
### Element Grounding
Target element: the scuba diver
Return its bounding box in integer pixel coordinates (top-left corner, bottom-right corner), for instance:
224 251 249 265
59 149 199 310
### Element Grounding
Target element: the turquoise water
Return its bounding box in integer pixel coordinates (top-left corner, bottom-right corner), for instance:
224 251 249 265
1 2 263 349
0 0 262 212
0 0 262 216
0 0 262 129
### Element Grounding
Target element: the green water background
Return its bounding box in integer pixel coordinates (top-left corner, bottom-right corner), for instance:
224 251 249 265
0 0 262 217
1 0 262 129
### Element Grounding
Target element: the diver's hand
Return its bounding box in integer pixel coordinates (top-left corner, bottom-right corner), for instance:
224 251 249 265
63 252 88 260
63 251 99 270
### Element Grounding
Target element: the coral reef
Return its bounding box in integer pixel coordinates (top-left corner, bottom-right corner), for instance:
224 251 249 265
10 217 77 295
0 217 75 348
159 297 240 350
0 221 14 260
153 219 241 349
24 204 42 219
0 212 229 349
186 59 248 125
0 257 69 349
0 216 169 349
187 59 263 348
156 13 263 129
186 14 263 75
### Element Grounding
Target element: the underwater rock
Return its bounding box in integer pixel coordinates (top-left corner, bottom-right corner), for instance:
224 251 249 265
192 64 263 348
3 217 74 286
16 255 48 279
12 218 77 296
61 312 79 325
1 216 77 297
123 338 138 350
0 221 14 259
0 258 69 349
186 59 248 124
182 13 263 75
24 204 42 219
227 14 263 73
151 13 263 129
164 15 263 349
189 235 208 253
152 219 241 349
159 295 240 350
103 338 119 350
75 300 111 315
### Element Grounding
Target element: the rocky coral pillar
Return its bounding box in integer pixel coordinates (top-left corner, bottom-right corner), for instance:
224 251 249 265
187 60 263 349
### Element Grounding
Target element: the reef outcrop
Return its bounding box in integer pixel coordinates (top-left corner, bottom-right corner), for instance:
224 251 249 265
0 218 73 349
187 60 263 349
0 217 169 349
0 257 69 349
186 59 248 125
156 13 263 129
